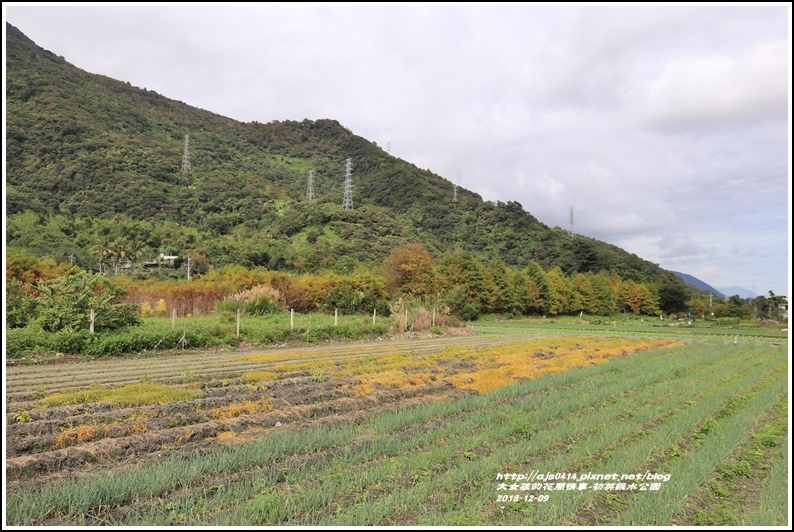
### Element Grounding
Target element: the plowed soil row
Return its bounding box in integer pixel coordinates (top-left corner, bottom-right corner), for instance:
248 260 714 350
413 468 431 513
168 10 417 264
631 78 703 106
5 333 673 494
5 331 507 397
7 379 466 486
6 333 515 488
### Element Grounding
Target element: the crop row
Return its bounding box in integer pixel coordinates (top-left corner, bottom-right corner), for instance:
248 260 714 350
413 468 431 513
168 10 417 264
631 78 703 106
6 340 786 526
474 322 788 341
5 333 538 399
6 337 674 475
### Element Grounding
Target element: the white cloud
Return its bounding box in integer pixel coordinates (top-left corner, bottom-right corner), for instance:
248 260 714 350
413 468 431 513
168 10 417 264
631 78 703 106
635 40 790 130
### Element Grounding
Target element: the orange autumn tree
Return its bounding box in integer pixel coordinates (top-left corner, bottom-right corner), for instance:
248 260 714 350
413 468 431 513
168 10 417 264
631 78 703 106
620 280 645 315
382 243 436 298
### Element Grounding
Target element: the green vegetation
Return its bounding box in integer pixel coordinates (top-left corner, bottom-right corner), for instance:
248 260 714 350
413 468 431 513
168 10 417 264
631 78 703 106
7 268 139 332
473 316 788 341
5 312 392 358
677 397 788 526
7 249 781 359
12 411 34 424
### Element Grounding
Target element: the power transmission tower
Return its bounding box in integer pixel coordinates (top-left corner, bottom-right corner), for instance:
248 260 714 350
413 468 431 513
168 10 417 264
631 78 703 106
453 175 459 203
343 158 353 211
181 134 191 174
307 170 315 201
569 206 574 238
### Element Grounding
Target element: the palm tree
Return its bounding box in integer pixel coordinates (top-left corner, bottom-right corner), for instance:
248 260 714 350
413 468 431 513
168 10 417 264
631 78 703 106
109 237 129 275
89 237 112 275
127 239 146 273
767 291 785 320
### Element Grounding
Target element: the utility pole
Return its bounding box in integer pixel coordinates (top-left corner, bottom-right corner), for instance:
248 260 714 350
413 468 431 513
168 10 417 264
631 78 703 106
709 292 713 319
343 158 353 211
181 134 191 174
307 170 315 202
186 255 192 281
752 281 756 318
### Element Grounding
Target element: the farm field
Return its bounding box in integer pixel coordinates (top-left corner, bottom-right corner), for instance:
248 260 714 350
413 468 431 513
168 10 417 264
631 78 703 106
4 326 789 526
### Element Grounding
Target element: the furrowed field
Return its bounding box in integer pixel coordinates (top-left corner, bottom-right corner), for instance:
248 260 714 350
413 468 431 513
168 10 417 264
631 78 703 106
4 323 789 526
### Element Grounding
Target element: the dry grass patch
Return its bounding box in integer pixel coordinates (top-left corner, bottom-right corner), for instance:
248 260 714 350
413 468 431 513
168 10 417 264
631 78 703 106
38 383 200 408
213 427 264 445
215 431 245 444
443 337 682 393
231 346 363 364
229 338 682 397
54 424 98 448
351 337 682 395
210 400 273 420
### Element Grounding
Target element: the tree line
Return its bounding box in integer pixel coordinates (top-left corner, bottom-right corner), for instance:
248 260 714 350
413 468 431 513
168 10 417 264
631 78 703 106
15 241 768 338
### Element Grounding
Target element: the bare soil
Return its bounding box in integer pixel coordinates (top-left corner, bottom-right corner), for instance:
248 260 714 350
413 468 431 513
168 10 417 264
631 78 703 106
5 332 489 492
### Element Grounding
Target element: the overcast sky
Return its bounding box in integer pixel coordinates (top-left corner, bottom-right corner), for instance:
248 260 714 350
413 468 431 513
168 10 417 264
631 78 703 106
4 3 791 297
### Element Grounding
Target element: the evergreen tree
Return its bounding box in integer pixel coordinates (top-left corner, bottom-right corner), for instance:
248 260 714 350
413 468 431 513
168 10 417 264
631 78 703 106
545 267 571 316
526 260 549 315
570 272 596 314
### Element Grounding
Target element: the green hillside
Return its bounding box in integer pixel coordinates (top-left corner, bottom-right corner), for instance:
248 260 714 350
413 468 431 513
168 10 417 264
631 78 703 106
5 22 678 287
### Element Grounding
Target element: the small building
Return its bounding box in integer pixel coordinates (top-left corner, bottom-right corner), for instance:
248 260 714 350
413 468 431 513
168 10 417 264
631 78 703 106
144 254 181 268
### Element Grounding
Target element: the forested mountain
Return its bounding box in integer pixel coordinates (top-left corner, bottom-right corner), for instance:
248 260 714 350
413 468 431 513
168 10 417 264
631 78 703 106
5 22 682 289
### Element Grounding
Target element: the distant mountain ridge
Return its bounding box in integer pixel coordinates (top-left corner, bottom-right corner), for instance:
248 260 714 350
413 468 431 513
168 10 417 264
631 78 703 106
672 272 724 298
717 287 759 299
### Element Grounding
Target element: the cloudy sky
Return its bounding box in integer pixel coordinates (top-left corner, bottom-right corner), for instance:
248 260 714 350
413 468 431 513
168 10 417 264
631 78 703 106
4 3 791 297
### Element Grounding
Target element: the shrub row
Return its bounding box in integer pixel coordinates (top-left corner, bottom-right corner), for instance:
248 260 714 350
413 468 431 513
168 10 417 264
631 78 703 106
716 317 741 328
303 323 389 342
5 321 391 358
5 328 212 358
